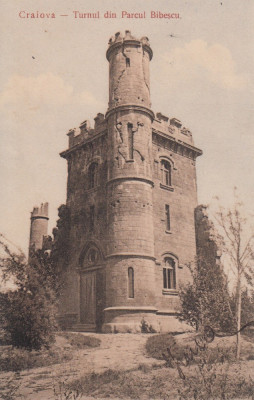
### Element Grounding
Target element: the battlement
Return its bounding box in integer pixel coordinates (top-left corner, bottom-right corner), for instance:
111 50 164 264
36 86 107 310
107 30 153 61
31 202 49 220
66 113 107 148
108 30 151 47
153 112 194 146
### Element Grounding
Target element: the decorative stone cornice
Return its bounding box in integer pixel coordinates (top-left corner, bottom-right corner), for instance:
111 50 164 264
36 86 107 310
60 130 107 159
105 104 155 121
106 253 156 261
152 129 202 159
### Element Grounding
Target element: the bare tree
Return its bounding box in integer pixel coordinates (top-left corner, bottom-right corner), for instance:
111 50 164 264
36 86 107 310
214 190 254 359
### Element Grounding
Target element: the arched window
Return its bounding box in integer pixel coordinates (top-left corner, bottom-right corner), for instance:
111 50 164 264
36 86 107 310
88 162 98 189
163 258 176 290
161 160 171 186
87 247 99 265
128 267 134 298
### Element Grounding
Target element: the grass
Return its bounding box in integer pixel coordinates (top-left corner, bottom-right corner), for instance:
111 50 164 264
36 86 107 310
57 332 100 349
0 332 100 372
64 363 254 400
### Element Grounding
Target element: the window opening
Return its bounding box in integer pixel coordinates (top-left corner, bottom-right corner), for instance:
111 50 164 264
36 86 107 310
163 258 176 289
128 267 134 298
161 160 171 186
165 204 170 231
88 163 98 189
127 123 134 160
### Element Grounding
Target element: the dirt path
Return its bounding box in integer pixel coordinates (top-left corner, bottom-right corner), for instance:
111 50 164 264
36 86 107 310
1 333 163 399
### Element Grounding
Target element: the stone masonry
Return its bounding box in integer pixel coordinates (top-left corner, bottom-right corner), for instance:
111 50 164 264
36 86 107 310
57 31 202 332
29 203 49 253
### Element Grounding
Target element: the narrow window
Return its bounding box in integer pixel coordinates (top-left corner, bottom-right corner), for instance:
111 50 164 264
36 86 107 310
89 205 95 232
88 162 98 189
163 258 176 289
128 267 134 298
127 123 134 160
161 160 171 186
126 57 130 67
165 204 170 231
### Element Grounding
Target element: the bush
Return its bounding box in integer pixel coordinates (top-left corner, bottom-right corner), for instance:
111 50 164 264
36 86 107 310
0 238 58 350
140 318 156 333
0 346 72 372
1 286 57 350
146 334 185 361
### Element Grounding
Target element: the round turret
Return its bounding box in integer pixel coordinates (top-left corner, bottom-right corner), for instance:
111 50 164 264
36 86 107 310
106 30 153 111
29 202 49 252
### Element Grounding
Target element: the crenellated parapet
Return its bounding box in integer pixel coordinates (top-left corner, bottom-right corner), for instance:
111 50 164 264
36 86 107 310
31 202 49 220
107 30 153 61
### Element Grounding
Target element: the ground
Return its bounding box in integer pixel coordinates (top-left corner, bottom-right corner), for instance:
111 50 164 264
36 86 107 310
0 332 253 399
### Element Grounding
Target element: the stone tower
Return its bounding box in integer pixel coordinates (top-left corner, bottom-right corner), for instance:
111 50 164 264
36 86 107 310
59 31 202 332
29 202 49 252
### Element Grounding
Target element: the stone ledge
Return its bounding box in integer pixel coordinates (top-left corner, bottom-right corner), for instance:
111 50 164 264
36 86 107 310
104 306 158 312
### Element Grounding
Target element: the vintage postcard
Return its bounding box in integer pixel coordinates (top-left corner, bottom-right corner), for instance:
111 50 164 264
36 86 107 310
0 0 253 399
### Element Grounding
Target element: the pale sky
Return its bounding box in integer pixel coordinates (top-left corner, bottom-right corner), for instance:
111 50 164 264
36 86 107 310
0 0 253 254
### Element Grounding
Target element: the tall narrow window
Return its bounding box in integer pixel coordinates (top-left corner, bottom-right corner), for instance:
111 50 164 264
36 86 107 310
88 162 98 189
126 57 130 67
127 123 134 159
161 160 171 186
128 267 134 298
89 205 95 232
163 258 176 289
165 204 170 231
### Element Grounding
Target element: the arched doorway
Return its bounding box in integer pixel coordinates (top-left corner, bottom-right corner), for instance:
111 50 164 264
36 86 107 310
79 242 105 331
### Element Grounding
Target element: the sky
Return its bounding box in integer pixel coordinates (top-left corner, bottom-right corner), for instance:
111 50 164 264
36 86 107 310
0 0 253 255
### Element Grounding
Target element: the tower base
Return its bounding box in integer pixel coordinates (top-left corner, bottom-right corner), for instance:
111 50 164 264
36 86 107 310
101 306 192 333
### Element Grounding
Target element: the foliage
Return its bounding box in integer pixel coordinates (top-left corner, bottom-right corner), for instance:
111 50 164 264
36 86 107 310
0 372 22 400
214 190 254 358
0 205 71 350
57 332 101 349
0 345 72 372
140 318 157 333
0 333 100 372
177 205 235 332
176 349 254 400
51 204 71 271
146 334 185 361
0 236 57 350
177 258 235 332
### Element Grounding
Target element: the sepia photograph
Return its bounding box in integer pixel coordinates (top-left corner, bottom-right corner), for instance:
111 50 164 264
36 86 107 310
0 0 253 399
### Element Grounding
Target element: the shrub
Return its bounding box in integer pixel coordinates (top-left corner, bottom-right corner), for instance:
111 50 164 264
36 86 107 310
0 237 58 350
146 334 185 361
140 318 156 333
1 287 57 350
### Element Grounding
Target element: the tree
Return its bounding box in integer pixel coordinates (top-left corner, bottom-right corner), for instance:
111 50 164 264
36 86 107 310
0 205 71 349
0 235 57 350
178 257 235 332
177 205 235 332
214 190 254 359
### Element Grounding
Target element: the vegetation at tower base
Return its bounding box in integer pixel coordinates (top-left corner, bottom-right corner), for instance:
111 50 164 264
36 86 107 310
0 236 57 350
0 205 71 350
50 204 71 273
177 205 235 332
